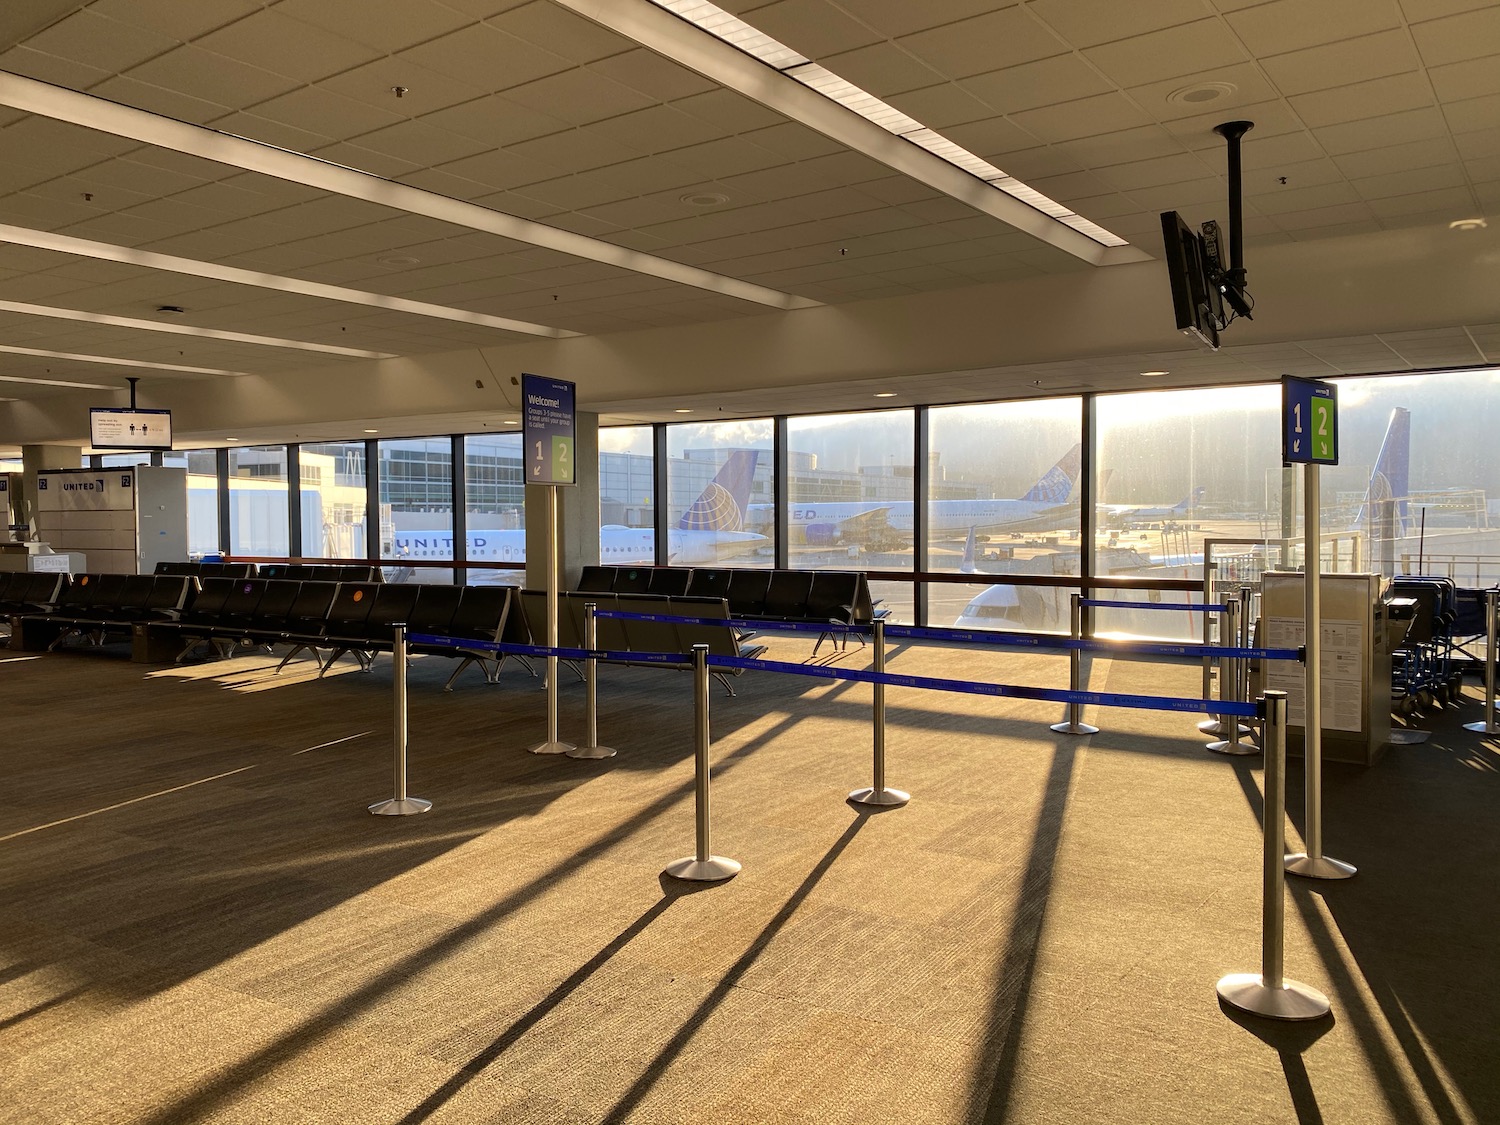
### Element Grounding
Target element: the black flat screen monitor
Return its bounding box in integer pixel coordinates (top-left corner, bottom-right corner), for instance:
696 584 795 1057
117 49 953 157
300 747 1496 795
89 407 173 450
1159 211 1221 351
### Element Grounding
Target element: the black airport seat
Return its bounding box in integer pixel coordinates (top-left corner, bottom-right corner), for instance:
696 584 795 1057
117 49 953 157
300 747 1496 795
612 567 652 594
229 580 303 643
761 570 815 621
685 568 731 600
726 569 772 618
576 565 616 593
647 567 692 596
319 583 420 673
263 581 340 671
413 585 515 691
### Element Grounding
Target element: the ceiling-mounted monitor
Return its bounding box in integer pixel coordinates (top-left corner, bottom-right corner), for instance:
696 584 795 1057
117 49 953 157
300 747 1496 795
89 407 173 450
1159 210 1222 351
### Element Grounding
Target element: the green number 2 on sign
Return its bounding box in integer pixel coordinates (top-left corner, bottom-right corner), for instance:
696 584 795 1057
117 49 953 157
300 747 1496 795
1310 400 1334 460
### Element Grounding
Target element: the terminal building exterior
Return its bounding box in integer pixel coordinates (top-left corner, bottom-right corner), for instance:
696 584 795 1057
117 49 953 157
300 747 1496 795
0 3 1497 1123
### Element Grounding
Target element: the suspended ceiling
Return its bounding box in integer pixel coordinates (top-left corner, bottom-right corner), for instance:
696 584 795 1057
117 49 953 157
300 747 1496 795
0 0 1495 447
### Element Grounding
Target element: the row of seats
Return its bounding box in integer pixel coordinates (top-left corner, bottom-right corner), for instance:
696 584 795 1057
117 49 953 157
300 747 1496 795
518 590 766 695
576 565 878 629
0 572 68 621
154 561 382 583
42 573 196 650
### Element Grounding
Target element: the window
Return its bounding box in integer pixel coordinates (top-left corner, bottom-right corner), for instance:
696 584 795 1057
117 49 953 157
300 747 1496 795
300 442 367 560
926 398 1082 632
163 449 220 559
464 433 524 585
227 445 289 558
666 420 773 569
379 437 454 584
600 426 655 565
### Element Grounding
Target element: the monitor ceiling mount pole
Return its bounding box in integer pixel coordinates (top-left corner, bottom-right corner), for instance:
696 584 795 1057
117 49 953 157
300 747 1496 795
1214 120 1254 310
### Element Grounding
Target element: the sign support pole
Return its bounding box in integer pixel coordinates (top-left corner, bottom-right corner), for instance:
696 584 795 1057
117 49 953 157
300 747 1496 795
1285 462 1354 880
530 484 574 755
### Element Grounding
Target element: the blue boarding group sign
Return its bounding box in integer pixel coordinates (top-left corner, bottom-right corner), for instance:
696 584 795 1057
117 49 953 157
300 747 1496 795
521 373 576 485
1282 375 1338 465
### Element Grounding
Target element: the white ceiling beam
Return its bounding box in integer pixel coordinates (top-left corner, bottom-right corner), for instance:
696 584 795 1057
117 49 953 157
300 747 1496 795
0 70 821 313
554 0 1151 267
0 342 243 377
0 298 397 359
0 223 582 339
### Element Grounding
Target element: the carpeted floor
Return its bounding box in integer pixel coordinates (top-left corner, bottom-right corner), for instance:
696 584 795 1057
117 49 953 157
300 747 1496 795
1 631 1495 1124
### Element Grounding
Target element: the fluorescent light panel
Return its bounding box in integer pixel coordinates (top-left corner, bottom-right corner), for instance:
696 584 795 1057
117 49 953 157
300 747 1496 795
0 298 397 359
0 224 582 339
0 71 820 314
647 0 1127 248
0 342 244 376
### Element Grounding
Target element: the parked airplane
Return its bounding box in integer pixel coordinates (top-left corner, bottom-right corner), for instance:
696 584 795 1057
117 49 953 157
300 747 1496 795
391 449 767 568
954 410 1414 635
748 443 1083 548
1098 486 1206 526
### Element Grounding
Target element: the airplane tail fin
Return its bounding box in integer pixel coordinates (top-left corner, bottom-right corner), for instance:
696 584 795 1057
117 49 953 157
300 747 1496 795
960 526 978 574
1176 486 1206 512
1355 408 1410 535
1021 443 1082 504
676 449 760 532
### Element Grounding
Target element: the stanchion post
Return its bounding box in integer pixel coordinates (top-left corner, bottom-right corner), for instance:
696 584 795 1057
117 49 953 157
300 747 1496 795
850 619 910 807
1217 691 1331 1020
370 624 432 815
665 645 740 882
1051 592 1099 735
1208 598 1256 755
530 485 575 755
1463 588 1499 735
569 602 617 759
1286 463 1356 880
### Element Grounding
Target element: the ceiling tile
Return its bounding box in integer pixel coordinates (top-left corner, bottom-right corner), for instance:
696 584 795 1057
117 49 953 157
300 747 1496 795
589 49 718 102
486 1 633 63
354 119 493 167
898 7 1068 79
21 9 178 73
1010 92 1154 144
1365 185 1477 217
884 84 996 129
503 68 657 128
961 54 1114 116
1085 20 1251 89
739 0 884 59
828 0 1011 39
1025 0 1213 49
1312 106 1450 153
1260 29 1423 97
1410 6 1500 66
671 89 789 134
272 0 473 54
86 0 263 43
1398 0 1499 20
1333 136 1461 178
88 73 233 124
1428 55 1500 102
195 9 383 83
253 85 407 143
1225 0 1404 57
413 95 571 148
0 45 112 91
1456 127 1500 158
124 44 299 109
1288 71 1436 128
1441 91 1500 134
393 23 573 95
742 121 847 161
1092 152 1218 192
585 104 723 157
316 55 491 120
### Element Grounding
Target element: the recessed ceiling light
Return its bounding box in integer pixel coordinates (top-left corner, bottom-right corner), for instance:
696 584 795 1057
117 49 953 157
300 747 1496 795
225 437 239 442
674 408 692 413
1166 81 1237 107
1141 370 1170 377
376 255 421 267
503 419 518 425
1449 217 1487 231
873 391 897 397
363 428 378 433
680 192 729 207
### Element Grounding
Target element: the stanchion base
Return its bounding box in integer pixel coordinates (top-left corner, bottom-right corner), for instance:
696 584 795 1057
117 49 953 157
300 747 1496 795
529 739 576 755
368 797 433 816
848 786 910 807
1050 721 1099 735
1284 853 1357 880
1389 729 1430 744
1216 973 1330 1021
1206 739 1259 755
664 856 741 881
568 744 617 759
1200 719 1253 736
1462 721 1498 735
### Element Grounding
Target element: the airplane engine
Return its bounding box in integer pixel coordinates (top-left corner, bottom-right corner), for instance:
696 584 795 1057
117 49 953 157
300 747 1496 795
804 523 843 546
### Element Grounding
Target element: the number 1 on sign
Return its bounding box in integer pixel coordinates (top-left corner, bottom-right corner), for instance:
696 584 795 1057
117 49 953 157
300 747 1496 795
1293 402 1302 433
535 440 543 461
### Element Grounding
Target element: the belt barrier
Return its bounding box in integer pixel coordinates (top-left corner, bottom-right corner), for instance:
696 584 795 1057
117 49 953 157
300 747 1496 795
586 610 1303 663
1080 598 1228 613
